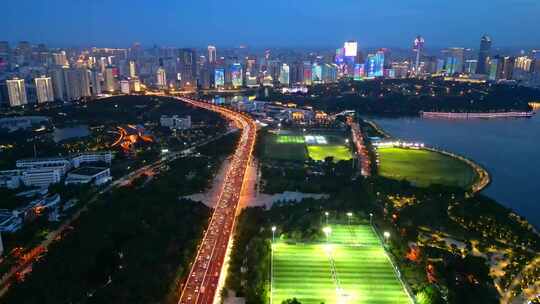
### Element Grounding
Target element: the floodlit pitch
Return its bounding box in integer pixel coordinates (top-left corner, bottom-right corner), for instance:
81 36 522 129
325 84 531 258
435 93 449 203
272 225 411 304
377 147 477 188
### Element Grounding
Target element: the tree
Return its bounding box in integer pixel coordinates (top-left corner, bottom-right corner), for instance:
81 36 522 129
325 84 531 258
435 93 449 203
282 298 302 304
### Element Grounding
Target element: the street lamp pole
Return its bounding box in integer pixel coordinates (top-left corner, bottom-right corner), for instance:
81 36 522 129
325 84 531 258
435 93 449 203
347 212 353 226
325 211 329 226
271 226 276 304
369 213 373 226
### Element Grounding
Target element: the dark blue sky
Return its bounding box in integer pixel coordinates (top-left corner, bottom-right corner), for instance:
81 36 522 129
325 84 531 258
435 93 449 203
3 0 540 49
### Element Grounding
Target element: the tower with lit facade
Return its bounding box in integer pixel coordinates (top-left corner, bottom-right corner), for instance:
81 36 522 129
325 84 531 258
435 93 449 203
34 76 54 103
476 35 492 75
413 36 424 76
6 78 27 107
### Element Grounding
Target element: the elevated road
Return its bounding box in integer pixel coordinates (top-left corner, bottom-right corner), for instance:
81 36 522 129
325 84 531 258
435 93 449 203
175 97 257 304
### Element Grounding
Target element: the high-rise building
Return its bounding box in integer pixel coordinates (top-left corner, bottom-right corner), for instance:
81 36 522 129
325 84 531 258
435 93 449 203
89 69 102 96
302 61 312 85
214 68 225 88
312 63 322 83
366 51 384 77
34 76 54 104
178 48 197 88
104 66 117 92
6 78 28 107
208 45 217 64
51 68 67 100
488 56 503 81
231 63 243 88
476 35 492 75
501 56 515 80
279 63 290 86
129 60 137 78
354 64 365 81
444 48 465 75
156 67 167 88
65 68 91 100
52 51 68 67
413 36 424 76
120 80 130 94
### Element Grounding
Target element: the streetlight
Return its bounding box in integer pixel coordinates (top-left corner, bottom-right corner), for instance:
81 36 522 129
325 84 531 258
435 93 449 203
271 226 276 243
324 211 329 225
346 212 353 225
369 213 373 226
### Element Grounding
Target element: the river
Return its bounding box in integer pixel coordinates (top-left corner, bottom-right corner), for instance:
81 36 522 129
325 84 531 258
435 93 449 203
372 115 540 229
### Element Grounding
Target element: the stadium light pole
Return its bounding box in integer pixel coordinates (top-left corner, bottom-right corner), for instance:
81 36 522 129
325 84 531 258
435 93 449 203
323 226 332 243
347 212 353 225
325 211 329 225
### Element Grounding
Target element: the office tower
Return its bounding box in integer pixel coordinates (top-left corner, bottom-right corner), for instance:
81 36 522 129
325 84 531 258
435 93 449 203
344 41 358 58
0 41 9 70
104 66 117 92
34 76 54 104
15 41 31 65
476 35 492 75
312 63 322 83
130 78 141 92
354 64 365 80
129 60 137 78
208 45 217 64
322 64 338 83
178 48 197 88
156 67 167 88
6 78 28 107
279 63 290 86
366 51 384 77
231 63 243 88
65 68 91 100
488 56 503 81
413 36 424 76
444 48 465 75
214 68 225 88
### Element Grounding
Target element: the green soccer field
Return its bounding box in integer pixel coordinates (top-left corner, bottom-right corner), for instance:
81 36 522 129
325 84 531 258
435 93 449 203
272 225 411 304
307 145 353 162
377 147 477 189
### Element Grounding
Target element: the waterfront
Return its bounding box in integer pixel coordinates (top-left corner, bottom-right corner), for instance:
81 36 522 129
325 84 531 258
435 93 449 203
372 115 540 229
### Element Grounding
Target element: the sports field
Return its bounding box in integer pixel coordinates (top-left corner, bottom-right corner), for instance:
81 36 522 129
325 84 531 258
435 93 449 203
272 225 410 304
377 147 477 188
264 131 352 162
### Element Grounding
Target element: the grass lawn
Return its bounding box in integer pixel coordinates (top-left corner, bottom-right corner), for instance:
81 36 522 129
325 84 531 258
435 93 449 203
272 225 410 304
307 145 352 162
264 133 308 161
377 147 477 189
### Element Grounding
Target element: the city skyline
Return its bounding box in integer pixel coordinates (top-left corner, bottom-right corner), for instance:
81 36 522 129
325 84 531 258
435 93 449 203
2 0 540 48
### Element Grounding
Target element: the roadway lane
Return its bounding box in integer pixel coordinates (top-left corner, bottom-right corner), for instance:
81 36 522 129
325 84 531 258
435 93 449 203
176 97 257 304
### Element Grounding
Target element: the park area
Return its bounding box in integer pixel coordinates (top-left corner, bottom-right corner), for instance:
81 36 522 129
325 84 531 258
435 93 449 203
376 147 477 189
264 131 352 162
272 224 411 304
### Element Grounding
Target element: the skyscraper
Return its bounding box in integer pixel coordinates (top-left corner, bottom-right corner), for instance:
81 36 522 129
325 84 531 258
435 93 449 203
444 48 465 75
156 67 167 88
413 36 425 76
208 45 217 64
51 68 67 101
230 63 243 88
178 48 197 89
6 78 28 107
104 66 117 92
279 63 290 86
34 76 54 103
476 35 492 75
129 60 137 78
65 68 91 100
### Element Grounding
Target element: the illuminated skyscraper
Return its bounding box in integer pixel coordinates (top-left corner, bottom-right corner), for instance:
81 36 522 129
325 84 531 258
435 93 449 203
413 36 424 76
104 66 117 92
178 48 197 88
129 60 137 78
302 62 312 85
366 52 384 77
312 63 322 83
6 78 27 107
354 64 365 81
444 48 465 75
279 63 290 86
156 67 167 88
208 45 217 64
34 76 54 103
476 35 492 75
214 68 225 88
65 68 91 100
231 63 243 88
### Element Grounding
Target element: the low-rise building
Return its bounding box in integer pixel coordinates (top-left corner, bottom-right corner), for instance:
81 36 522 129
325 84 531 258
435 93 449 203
65 167 111 186
160 115 192 130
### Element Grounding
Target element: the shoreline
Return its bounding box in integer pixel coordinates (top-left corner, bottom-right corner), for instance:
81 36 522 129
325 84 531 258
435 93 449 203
421 111 534 119
366 119 490 193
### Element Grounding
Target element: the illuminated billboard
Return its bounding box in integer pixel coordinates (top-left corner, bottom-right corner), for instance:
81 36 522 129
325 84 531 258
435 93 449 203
214 68 225 87
344 41 358 57
231 63 243 88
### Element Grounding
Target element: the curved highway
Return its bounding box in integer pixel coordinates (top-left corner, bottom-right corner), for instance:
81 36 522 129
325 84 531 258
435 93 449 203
175 97 257 304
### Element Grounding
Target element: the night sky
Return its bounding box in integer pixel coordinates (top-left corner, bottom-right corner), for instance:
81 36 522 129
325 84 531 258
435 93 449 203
2 0 540 48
